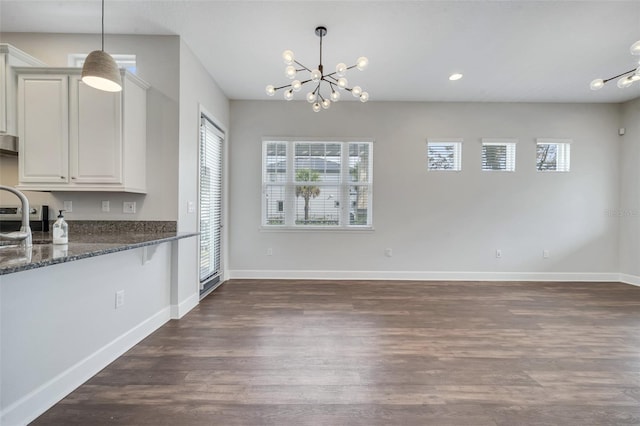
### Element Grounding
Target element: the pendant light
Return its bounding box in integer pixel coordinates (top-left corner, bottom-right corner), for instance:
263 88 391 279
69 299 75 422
81 0 122 92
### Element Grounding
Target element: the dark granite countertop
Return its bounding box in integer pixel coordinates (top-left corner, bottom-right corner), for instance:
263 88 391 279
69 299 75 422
0 231 198 275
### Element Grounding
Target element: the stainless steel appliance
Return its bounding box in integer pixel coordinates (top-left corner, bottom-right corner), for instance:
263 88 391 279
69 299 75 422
0 204 49 232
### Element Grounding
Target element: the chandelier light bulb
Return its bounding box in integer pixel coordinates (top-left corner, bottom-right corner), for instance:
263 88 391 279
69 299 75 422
265 85 276 96
351 85 362 97
311 69 322 82
360 91 369 102
291 80 302 92
337 77 348 89
589 79 604 91
631 40 640 56
284 89 294 101
336 63 347 77
356 56 369 71
285 66 297 79
312 102 322 112
321 99 331 109
617 76 634 88
330 90 340 102
306 92 316 103
282 50 295 64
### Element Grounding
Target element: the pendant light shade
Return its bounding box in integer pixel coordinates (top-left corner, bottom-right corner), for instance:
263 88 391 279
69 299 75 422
82 50 122 92
81 0 122 92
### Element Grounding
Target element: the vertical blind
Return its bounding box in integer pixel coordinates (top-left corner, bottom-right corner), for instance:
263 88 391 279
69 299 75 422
199 114 223 283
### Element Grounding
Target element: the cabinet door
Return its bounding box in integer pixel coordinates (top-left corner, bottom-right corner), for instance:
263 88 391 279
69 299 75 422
18 74 69 184
69 76 122 184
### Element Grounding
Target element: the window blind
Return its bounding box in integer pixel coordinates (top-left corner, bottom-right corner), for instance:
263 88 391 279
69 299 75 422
482 140 516 171
262 140 373 228
199 114 223 283
536 139 571 172
427 141 462 171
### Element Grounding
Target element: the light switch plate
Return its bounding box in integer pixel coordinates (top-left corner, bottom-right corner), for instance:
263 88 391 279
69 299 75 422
63 201 72 212
101 201 110 212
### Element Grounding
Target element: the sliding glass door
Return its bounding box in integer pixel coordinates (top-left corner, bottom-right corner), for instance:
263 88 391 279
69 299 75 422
199 113 223 295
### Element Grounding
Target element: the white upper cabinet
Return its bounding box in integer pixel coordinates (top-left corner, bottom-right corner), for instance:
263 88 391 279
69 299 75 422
16 68 149 193
0 44 46 136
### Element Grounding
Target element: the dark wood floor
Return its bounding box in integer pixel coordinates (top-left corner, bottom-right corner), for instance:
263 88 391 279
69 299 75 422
33 280 640 425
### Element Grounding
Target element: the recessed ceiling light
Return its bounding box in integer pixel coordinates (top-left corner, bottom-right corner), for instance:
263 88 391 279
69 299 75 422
449 73 463 81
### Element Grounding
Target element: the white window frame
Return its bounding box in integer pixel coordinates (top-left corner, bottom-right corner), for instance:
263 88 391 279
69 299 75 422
68 53 137 74
261 138 373 231
481 138 517 172
536 138 571 172
427 138 463 171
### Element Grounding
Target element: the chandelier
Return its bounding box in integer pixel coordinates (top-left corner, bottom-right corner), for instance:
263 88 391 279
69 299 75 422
265 26 369 112
590 39 640 90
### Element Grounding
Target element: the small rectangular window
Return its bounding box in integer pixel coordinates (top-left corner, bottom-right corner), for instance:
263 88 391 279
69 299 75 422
427 139 462 171
482 139 517 171
536 139 571 172
69 53 137 74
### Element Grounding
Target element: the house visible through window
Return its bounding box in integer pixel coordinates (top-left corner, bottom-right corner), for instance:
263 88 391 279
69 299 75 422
536 139 571 172
427 139 462 171
262 140 373 228
482 138 517 171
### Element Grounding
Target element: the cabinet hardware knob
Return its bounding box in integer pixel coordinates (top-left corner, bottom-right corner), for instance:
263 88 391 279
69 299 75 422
60 176 65 179
71 177 76 180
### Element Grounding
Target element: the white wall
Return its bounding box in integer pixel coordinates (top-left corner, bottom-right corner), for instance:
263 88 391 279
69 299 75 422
619 97 640 281
229 100 621 280
1 243 173 425
173 39 229 317
0 33 180 221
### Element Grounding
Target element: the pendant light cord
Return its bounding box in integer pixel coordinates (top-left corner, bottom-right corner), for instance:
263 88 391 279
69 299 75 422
101 0 105 51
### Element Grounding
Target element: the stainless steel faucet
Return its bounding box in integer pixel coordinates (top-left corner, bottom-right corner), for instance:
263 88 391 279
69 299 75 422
0 185 33 249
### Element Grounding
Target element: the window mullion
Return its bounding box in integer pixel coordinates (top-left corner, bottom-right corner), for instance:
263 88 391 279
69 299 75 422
285 142 295 226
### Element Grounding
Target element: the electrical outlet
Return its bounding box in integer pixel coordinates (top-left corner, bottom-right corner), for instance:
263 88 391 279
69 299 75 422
496 249 502 258
63 200 73 212
123 201 136 214
101 201 110 212
115 290 125 309
385 248 393 257
543 249 550 259
187 201 196 213
266 248 273 256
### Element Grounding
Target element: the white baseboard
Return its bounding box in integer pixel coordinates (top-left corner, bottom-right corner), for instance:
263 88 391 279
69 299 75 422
1 307 171 426
620 273 640 287
170 292 199 319
228 269 621 282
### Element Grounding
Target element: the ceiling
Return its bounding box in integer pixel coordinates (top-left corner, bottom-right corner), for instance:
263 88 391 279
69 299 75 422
1 0 640 103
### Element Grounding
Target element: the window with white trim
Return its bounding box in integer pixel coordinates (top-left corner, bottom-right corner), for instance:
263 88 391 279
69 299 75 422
427 139 462 171
482 138 517 171
262 140 373 228
68 53 137 74
536 139 571 172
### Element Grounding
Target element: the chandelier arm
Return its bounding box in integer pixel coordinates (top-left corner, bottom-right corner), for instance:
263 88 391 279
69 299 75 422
294 60 312 72
603 68 638 83
274 84 293 91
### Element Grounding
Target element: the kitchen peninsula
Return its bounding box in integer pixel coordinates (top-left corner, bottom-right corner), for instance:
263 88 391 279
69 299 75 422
1 222 198 425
